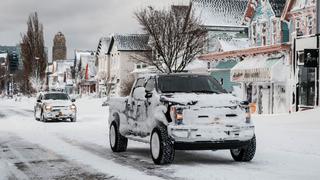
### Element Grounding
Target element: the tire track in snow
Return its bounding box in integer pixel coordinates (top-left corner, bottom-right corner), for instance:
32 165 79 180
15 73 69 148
0 108 33 118
0 134 116 180
61 137 181 180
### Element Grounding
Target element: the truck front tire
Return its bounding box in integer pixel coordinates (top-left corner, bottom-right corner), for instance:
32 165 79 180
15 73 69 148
150 124 175 165
230 135 256 162
109 121 128 152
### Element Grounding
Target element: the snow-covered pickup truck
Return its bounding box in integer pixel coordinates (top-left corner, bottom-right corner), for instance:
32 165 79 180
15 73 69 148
34 92 77 122
108 73 256 164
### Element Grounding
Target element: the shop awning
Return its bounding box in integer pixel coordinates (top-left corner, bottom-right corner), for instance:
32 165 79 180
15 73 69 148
230 55 288 82
198 44 291 61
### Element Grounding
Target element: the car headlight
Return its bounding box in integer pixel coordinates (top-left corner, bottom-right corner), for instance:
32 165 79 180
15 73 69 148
45 105 52 111
170 106 184 125
70 104 77 111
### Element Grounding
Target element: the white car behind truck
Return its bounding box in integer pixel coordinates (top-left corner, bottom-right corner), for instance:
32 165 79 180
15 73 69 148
108 73 256 164
34 92 77 122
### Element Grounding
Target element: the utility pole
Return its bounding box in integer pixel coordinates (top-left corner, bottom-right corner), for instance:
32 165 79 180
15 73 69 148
317 0 320 34
317 0 320 106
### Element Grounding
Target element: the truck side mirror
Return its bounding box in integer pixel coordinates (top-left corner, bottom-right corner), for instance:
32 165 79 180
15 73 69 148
133 87 146 101
240 101 249 107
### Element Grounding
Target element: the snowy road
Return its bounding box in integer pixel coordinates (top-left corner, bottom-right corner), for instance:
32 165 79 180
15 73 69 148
0 97 320 180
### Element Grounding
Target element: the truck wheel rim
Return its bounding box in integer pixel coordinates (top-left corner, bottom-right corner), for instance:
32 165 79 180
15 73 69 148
110 124 116 148
151 132 160 159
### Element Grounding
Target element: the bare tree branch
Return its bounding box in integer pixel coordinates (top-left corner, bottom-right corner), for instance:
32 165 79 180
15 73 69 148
134 4 207 73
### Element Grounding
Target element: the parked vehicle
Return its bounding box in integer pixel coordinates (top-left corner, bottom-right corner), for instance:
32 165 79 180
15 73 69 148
108 73 256 164
34 92 77 122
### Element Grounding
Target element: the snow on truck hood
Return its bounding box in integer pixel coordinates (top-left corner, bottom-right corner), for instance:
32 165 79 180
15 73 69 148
43 100 73 106
161 93 240 107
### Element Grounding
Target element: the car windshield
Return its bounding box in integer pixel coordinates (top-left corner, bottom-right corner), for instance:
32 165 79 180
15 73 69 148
43 93 69 100
158 75 227 94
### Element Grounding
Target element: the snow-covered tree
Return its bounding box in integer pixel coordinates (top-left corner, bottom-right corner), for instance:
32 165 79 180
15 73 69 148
21 12 47 93
29 76 44 93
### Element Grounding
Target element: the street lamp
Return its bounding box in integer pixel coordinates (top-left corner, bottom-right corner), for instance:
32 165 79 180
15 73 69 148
317 0 320 34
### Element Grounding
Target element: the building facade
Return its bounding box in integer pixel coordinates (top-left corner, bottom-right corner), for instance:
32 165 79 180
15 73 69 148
48 59 75 94
96 37 111 97
0 45 22 71
281 0 318 111
108 34 150 97
0 53 9 95
199 0 290 114
192 0 250 92
74 50 97 95
95 34 151 97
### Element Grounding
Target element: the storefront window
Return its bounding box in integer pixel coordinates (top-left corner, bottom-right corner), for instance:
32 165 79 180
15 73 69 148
272 20 277 44
261 23 267 45
307 16 313 35
297 51 304 65
298 66 316 106
295 18 302 36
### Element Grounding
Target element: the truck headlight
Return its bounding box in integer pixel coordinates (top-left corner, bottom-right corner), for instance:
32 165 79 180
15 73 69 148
45 105 52 111
170 106 184 125
70 104 77 111
239 101 251 123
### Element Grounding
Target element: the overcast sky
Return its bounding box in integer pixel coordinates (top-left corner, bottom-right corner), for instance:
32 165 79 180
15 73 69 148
0 0 188 60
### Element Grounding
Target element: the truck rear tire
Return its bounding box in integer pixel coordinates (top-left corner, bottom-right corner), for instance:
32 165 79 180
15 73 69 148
230 135 256 162
34 110 39 121
71 117 77 122
109 121 128 152
150 124 175 165
41 113 47 123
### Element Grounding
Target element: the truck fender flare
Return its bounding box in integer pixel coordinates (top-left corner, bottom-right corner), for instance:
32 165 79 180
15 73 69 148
111 112 120 126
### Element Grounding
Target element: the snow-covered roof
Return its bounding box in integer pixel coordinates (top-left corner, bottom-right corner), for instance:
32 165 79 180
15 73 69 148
192 0 248 27
75 50 95 67
96 37 112 56
185 59 208 72
218 38 250 52
55 60 74 74
269 0 286 17
0 53 8 58
75 50 94 61
0 53 7 66
291 0 315 12
113 34 150 51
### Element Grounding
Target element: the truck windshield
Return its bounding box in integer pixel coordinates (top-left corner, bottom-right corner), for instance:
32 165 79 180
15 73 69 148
44 93 69 100
158 75 227 94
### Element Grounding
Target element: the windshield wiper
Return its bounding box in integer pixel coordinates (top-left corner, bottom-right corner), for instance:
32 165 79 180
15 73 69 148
191 90 219 94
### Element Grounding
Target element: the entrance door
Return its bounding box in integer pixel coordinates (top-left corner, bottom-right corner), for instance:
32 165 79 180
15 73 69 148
259 85 271 114
298 66 316 109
